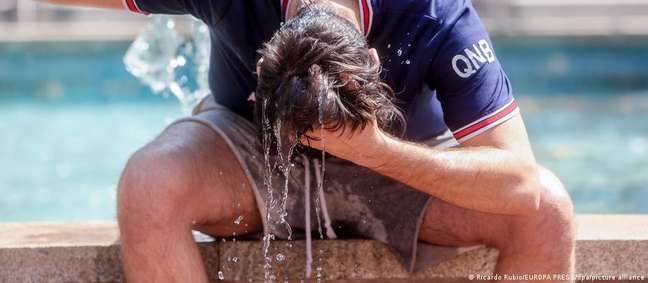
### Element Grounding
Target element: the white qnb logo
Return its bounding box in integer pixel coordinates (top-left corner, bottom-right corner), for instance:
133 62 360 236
452 39 496 79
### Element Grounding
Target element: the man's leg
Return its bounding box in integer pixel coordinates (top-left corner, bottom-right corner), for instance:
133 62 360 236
117 121 263 283
419 167 575 281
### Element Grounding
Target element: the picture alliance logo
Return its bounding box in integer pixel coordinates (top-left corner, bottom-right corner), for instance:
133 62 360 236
469 274 647 281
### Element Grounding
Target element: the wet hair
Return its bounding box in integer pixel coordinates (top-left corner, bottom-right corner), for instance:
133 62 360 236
255 4 405 152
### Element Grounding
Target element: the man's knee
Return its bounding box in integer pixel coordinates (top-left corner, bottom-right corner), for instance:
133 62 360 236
515 167 575 248
538 167 574 228
117 144 196 230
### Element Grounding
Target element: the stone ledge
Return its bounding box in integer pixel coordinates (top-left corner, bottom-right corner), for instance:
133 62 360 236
0 215 647 282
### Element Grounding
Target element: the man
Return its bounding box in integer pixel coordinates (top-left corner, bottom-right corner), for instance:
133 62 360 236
43 0 576 282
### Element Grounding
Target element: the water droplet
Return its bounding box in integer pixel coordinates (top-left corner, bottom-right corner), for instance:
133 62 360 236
177 56 186 66
275 253 286 262
397 49 403 57
218 271 225 280
405 60 411 65
263 234 276 241
387 44 391 49
234 215 244 225
232 257 239 263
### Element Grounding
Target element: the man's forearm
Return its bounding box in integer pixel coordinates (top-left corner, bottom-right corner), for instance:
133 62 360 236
36 0 124 10
356 133 541 215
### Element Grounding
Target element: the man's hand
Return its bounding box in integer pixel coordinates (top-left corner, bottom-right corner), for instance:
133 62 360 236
300 120 393 169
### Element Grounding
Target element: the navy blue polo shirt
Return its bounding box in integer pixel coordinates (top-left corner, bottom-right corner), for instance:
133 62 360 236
124 0 518 143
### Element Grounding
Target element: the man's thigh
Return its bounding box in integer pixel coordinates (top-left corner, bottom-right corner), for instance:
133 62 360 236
136 118 263 237
418 169 571 249
418 198 511 247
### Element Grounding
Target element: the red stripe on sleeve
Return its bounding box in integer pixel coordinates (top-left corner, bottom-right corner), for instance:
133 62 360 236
282 0 290 20
361 0 370 36
453 101 519 140
124 0 138 13
124 0 149 15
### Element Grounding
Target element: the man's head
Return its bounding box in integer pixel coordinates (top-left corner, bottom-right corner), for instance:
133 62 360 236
255 4 405 152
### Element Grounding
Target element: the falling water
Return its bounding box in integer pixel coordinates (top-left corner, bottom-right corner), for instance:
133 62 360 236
261 99 277 281
308 87 330 281
303 157 313 278
313 90 326 241
313 159 337 240
273 119 300 241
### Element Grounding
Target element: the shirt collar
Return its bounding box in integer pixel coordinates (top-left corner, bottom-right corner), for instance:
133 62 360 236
280 0 375 37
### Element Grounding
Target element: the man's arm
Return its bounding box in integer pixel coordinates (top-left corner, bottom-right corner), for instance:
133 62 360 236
304 113 541 216
36 0 125 10
371 114 540 216
38 0 225 25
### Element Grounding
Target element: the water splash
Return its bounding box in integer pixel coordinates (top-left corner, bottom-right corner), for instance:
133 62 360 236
124 16 210 112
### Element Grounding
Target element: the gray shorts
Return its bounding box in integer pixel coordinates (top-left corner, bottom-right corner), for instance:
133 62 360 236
182 95 459 272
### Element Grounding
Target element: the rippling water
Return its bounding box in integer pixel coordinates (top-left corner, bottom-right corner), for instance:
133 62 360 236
522 95 648 213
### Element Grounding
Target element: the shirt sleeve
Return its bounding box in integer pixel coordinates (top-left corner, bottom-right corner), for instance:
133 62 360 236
124 0 230 25
425 1 519 143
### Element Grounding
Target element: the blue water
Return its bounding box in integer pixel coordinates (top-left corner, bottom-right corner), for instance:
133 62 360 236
0 42 182 221
0 39 647 221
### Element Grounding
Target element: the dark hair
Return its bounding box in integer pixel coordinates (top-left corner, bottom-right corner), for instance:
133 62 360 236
255 4 405 154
